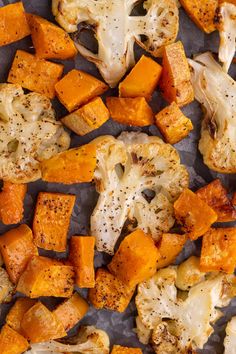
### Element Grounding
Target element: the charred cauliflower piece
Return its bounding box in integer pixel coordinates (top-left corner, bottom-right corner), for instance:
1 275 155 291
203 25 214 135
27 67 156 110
52 0 179 87
0 84 70 183
188 52 236 173
0 267 14 303
91 132 189 254
224 317 236 354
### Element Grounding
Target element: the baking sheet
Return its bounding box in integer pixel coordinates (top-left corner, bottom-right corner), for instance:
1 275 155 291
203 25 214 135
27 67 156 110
0 1 236 353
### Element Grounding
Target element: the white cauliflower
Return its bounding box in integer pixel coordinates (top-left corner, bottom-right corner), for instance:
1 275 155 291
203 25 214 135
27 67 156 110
91 132 189 254
52 0 179 87
224 317 236 354
188 52 236 173
0 84 70 183
0 267 14 303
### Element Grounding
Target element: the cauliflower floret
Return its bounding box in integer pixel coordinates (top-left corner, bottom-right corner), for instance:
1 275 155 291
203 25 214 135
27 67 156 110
52 0 179 87
0 84 70 183
91 132 189 254
136 316 152 345
188 52 236 173
224 317 236 354
0 267 14 303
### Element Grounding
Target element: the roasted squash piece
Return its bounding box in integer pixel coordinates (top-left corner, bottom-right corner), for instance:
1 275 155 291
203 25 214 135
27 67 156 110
21 302 66 343
0 324 29 354
17 255 74 298
200 228 236 273
233 192 236 205
6 298 36 335
53 293 89 332
108 229 160 287
155 102 193 144
0 2 30 47
156 233 187 269
88 268 135 312
27 14 77 60
106 97 153 127
111 346 142 354
41 143 96 184
8 50 63 99
55 69 108 112
69 236 95 288
62 97 110 136
174 189 218 240
196 179 236 222
0 182 26 225
0 224 38 284
33 192 75 252
119 55 162 100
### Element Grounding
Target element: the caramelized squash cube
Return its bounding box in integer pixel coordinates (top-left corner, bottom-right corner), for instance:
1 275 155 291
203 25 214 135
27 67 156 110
6 298 36 335
111 345 143 354
156 233 187 269
0 325 29 354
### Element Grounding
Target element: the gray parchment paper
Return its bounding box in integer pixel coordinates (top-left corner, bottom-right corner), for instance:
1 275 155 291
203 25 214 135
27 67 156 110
0 1 236 353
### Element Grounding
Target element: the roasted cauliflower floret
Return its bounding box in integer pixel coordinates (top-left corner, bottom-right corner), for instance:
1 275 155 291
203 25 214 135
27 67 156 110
0 84 70 183
91 132 189 254
0 267 14 303
52 0 179 87
224 317 236 354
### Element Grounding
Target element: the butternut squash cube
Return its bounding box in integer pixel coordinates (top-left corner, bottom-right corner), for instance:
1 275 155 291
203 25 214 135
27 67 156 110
0 325 29 354
155 102 193 144
55 69 108 112
41 144 96 184
8 50 63 99
174 189 218 240
111 345 143 354
108 229 160 287
62 97 109 136
17 255 74 298
119 55 162 100
232 192 236 206
0 2 30 47
69 236 95 288
21 302 66 343
106 97 153 127
27 14 77 60
0 182 26 225
33 192 75 252
53 293 89 332
156 233 187 269
88 268 135 312
6 298 36 335
0 224 38 284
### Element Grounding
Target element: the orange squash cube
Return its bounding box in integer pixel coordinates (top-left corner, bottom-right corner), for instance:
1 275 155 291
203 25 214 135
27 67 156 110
111 345 142 354
174 189 218 240
108 229 160 287
88 268 135 312
21 302 66 343
0 325 29 354
200 228 236 273
8 50 63 99
0 224 38 284
33 192 75 252
62 97 110 136
156 233 187 269
0 2 30 47
55 69 108 112
119 55 162 100
155 102 193 144
6 298 36 335
106 97 153 127
27 14 77 60
17 255 74 298
69 236 95 288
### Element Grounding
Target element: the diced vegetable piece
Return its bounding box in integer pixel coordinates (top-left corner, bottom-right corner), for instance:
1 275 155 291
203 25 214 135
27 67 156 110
27 14 77 60
17 255 74 298
233 192 236 205
176 256 205 291
196 179 236 222
119 55 162 100
174 189 218 240
111 345 142 354
62 97 110 136
53 293 89 332
0 224 38 284
0 182 27 225
155 102 193 144
160 41 194 107
21 302 66 343
156 233 186 269
0 268 14 303
108 229 160 287
33 192 75 252
180 0 218 33
69 236 95 288
106 97 153 127
0 324 29 354
88 268 135 312
41 144 96 184
6 298 36 335
55 69 108 112
200 228 236 273
8 50 63 99
0 2 30 47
